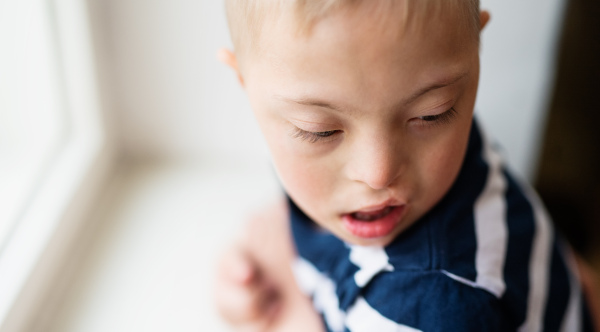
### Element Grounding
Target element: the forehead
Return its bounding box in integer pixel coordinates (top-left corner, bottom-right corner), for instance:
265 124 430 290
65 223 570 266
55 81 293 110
245 2 477 107
236 0 478 59
291 0 476 39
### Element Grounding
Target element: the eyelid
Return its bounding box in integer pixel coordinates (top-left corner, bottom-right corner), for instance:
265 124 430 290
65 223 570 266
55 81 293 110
289 118 338 132
414 98 455 115
411 107 458 127
291 127 341 143
289 114 341 129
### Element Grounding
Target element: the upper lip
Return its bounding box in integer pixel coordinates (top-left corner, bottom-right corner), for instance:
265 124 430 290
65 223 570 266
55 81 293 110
347 199 405 214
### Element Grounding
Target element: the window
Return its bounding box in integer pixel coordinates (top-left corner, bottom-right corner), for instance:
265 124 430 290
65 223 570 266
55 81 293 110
0 0 66 248
0 0 115 329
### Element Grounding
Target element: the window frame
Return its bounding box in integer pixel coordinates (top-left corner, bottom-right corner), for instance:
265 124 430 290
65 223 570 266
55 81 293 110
0 0 116 330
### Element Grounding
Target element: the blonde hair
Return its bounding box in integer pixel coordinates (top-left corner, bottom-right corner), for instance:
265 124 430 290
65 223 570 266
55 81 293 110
225 0 480 62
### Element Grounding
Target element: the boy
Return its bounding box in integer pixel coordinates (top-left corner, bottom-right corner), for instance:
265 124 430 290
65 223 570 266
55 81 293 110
215 0 595 331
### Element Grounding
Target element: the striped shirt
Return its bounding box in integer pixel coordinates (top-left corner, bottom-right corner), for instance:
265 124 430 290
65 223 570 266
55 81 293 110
289 119 593 332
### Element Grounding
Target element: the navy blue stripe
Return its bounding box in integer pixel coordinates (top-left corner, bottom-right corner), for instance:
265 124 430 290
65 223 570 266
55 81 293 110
542 238 571 332
362 271 509 331
289 198 347 274
435 120 489 281
384 215 432 271
289 198 361 310
499 170 535 328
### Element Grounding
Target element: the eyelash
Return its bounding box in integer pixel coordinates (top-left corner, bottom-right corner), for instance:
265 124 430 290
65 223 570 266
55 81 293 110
291 128 340 143
417 107 458 126
291 107 458 143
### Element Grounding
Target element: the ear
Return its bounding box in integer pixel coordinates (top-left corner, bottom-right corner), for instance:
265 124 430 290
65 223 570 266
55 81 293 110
480 10 491 31
217 48 245 87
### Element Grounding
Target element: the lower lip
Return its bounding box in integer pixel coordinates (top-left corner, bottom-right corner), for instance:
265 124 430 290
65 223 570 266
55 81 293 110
342 206 406 239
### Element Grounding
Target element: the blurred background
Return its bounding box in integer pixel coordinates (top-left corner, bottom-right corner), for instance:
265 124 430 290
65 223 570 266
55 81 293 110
0 0 598 331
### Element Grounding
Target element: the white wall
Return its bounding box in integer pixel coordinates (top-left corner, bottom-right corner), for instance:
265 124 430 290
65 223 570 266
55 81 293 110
92 0 566 180
477 0 566 180
93 0 267 161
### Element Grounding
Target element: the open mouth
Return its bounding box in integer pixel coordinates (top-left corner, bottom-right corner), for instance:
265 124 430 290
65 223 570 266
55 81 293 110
342 205 406 239
351 206 395 221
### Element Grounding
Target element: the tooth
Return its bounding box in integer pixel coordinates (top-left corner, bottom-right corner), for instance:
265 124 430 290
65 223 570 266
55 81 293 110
352 206 396 222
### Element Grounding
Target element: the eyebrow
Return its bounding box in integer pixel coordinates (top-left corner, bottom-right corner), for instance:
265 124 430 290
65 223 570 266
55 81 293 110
276 71 469 112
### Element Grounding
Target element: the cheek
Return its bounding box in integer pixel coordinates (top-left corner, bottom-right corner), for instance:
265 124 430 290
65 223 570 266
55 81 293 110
247 91 340 218
265 127 338 214
417 129 470 206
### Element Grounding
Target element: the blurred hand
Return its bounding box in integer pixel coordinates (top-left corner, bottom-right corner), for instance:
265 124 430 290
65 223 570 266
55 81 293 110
215 199 325 332
215 244 281 332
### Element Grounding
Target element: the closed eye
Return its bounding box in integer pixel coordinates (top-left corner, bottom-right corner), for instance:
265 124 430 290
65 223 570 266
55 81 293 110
416 107 458 126
291 128 341 143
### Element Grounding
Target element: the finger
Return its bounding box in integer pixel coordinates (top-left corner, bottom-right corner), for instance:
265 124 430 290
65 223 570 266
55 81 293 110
215 275 280 325
219 246 258 285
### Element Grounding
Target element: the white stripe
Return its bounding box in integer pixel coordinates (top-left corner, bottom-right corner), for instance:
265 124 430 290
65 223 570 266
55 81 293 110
473 134 509 298
442 270 490 291
291 258 346 332
292 258 321 295
292 258 421 332
346 297 422 332
517 183 553 332
559 246 582 332
348 245 394 287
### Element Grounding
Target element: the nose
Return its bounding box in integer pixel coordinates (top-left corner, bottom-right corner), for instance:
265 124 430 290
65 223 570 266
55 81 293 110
345 135 402 190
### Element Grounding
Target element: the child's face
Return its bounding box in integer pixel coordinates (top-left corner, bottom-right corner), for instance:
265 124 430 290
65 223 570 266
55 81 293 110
231 5 484 246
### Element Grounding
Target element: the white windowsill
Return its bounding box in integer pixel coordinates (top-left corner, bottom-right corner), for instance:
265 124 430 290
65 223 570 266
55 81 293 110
42 158 280 332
